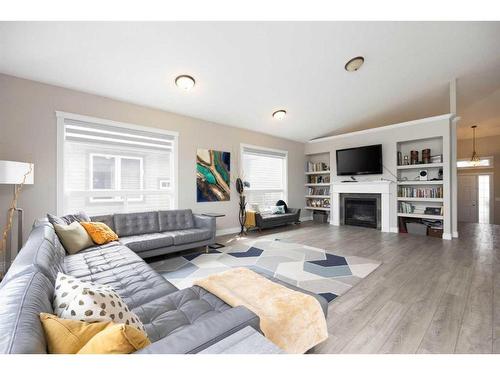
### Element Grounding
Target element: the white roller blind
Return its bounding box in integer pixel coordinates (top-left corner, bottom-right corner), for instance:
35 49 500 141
57 112 177 216
241 145 287 210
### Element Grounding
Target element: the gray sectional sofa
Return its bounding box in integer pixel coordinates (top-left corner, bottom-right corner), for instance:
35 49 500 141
0 209 328 354
92 209 216 258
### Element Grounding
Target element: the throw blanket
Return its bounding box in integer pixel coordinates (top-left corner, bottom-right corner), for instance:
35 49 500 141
244 210 256 229
194 267 328 353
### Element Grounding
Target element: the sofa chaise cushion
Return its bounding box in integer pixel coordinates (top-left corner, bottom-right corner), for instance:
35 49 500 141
132 285 232 342
63 244 178 310
119 233 174 253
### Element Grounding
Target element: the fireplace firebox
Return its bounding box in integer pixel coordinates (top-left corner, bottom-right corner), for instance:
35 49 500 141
343 196 380 229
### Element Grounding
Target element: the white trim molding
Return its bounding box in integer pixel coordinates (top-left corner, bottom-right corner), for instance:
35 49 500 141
330 180 392 233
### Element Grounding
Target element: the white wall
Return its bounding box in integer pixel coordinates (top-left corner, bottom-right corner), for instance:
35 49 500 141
305 114 454 237
0 74 306 246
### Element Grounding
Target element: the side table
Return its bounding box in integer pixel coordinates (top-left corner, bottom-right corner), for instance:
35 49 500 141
202 213 225 249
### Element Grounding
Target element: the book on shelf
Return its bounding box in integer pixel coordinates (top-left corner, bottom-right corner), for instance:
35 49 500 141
307 175 331 184
398 186 443 198
306 161 329 172
307 186 330 196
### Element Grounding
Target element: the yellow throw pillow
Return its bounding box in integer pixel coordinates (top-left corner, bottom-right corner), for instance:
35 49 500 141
40 313 150 354
40 313 114 354
53 222 95 254
80 221 119 245
77 324 151 354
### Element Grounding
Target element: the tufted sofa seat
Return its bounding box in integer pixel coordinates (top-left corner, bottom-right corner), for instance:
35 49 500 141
91 209 216 258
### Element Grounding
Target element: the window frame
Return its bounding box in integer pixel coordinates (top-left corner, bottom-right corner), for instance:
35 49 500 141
56 111 178 215
240 143 288 209
88 153 144 203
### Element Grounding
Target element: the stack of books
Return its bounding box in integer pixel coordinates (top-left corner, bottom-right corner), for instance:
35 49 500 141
398 186 443 198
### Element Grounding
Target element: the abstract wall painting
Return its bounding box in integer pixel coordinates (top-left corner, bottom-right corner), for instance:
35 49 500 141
196 149 231 202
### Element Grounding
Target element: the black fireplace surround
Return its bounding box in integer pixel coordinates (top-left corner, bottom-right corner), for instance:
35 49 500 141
344 197 378 229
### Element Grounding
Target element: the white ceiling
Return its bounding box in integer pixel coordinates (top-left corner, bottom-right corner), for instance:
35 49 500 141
1 22 500 142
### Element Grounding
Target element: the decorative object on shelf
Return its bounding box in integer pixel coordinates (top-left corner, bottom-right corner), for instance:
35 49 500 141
425 207 443 216
419 170 428 181
196 149 231 202
438 168 443 180
397 151 402 166
403 155 409 165
410 150 419 165
469 125 481 166
430 154 443 164
422 148 431 164
0 160 34 278
235 177 250 235
306 161 329 172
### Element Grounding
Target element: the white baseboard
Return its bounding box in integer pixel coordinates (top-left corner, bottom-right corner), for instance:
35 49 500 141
390 227 399 233
216 227 241 237
442 233 452 240
452 231 459 238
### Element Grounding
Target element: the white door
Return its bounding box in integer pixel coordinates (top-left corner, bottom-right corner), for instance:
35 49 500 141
458 174 478 223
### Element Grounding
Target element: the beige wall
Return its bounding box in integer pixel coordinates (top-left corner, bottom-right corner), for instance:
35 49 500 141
0 74 306 243
457 135 500 224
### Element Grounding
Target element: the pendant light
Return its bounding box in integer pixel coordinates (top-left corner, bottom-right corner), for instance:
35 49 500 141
470 125 480 166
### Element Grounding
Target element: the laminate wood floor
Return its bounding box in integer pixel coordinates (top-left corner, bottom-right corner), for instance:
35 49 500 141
217 222 500 354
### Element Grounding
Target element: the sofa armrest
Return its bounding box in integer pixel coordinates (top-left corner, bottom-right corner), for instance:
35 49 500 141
254 212 264 227
193 215 216 236
134 306 260 354
287 208 301 221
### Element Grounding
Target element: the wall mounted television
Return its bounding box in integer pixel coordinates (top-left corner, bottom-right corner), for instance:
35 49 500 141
336 144 383 176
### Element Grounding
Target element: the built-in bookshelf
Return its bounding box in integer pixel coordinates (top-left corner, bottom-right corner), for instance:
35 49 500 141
396 136 447 238
305 152 331 216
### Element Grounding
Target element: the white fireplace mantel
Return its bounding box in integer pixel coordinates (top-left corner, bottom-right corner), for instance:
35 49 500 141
331 180 392 232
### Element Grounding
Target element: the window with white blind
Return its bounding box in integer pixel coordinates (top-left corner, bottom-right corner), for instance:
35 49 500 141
240 144 288 210
57 112 177 216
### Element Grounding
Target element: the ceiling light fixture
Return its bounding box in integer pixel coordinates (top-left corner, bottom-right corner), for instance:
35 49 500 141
175 75 196 91
345 56 365 72
272 110 287 120
470 125 481 166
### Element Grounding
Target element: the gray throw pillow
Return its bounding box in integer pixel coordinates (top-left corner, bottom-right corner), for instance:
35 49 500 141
47 211 91 226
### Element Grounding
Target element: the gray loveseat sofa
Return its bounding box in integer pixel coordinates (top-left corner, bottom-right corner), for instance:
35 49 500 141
91 209 215 258
255 208 301 230
0 211 328 354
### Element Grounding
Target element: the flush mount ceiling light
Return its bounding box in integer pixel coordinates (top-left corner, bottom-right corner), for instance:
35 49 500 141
272 110 287 120
345 56 365 72
175 75 196 91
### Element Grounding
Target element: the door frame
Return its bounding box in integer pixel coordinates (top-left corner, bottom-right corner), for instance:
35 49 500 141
458 171 494 224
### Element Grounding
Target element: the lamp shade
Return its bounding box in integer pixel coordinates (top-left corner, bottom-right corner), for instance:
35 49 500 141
0 160 34 185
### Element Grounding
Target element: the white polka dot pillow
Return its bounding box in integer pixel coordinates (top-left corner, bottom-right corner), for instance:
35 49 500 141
53 272 146 333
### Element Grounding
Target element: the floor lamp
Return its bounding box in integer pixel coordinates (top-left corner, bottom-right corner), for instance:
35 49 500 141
0 160 34 278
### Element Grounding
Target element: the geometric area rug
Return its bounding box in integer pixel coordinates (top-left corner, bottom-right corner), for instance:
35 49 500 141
149 238 381 304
